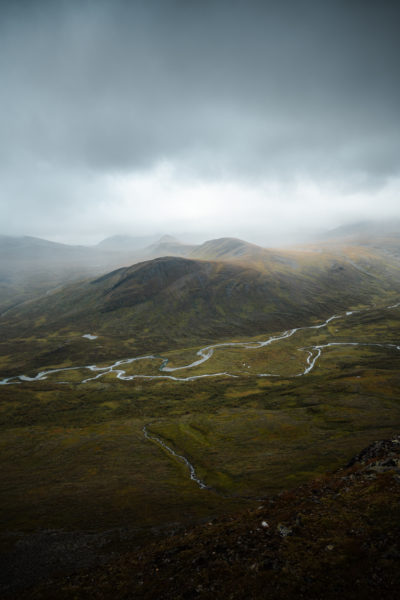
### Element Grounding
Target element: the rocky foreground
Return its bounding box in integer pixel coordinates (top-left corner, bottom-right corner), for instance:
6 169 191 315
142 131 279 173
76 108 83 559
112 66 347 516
14 436 400 599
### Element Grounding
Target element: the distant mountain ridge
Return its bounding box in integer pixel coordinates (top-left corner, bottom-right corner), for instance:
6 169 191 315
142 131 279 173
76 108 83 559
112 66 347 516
0 234 89 257
189 237 268 261
144 235 196 259
1 248 396 372
325 220 400 240
96 234 161 251
3 227 400 317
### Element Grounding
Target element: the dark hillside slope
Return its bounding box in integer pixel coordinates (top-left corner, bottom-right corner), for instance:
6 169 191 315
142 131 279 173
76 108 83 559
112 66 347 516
3 233 400 317
0 253 395 370
20 435 400 599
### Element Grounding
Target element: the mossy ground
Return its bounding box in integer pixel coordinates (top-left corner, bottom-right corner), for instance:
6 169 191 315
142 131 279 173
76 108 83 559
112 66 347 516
1 305 400 539
1 302 400 597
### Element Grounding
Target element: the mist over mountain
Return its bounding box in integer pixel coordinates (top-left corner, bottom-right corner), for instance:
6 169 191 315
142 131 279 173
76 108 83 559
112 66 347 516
3 231 400 365
2 223 400 313
1 2 400 597
96 234 161 251
324 219 400 241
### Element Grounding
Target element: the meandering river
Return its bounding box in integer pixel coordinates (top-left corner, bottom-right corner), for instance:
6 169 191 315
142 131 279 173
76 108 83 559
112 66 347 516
1 302 399 386
2 302 400 491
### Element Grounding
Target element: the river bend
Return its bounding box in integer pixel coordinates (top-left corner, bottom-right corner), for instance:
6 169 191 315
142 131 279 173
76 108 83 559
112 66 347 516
1 302 399 386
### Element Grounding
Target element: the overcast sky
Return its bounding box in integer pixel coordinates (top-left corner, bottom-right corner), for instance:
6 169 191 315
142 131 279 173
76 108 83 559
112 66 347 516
0 0 399 245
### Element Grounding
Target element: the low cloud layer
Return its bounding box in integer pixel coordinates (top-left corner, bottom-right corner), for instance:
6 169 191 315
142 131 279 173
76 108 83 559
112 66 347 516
1 0 399 244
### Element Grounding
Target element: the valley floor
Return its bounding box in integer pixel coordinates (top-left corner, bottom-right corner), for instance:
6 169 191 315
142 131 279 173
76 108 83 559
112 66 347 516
1 301 400 596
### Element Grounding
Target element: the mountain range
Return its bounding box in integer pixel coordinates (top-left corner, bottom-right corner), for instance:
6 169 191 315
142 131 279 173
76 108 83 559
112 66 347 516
2 230 400 377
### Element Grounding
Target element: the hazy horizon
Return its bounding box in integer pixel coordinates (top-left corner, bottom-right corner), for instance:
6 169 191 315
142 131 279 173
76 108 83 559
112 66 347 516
1 0 399 245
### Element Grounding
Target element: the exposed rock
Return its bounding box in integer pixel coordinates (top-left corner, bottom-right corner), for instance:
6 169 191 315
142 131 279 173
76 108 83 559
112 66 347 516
346 434 400 467
277 523 293 538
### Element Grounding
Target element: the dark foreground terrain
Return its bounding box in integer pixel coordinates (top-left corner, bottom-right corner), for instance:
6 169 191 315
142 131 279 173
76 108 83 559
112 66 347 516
7 435 400 599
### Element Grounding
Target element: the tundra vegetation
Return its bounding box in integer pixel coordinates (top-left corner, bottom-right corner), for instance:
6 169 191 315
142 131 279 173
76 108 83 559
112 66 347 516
1 234 400 596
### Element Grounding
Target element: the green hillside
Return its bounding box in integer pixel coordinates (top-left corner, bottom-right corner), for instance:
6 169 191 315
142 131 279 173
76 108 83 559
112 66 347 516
1 249 398 379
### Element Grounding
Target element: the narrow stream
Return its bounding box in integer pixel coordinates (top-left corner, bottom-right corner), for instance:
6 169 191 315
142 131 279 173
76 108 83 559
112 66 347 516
143 425 208 490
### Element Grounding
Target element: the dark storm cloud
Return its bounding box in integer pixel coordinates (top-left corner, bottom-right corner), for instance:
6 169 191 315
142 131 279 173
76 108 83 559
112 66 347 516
1 0 399 176
0 0 399 241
